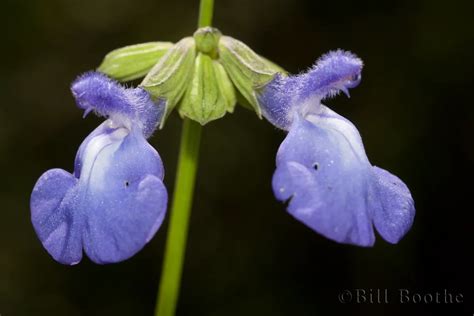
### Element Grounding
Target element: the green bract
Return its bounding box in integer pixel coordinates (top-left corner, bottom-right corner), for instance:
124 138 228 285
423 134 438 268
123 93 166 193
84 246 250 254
141 37 196 128
179 53 236 125
97 27 286 127
98 42 173 81
218 36 284 117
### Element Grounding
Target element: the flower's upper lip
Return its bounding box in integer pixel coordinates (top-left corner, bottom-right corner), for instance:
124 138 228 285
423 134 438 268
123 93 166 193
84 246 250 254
71 72 162 137
257 50 363 131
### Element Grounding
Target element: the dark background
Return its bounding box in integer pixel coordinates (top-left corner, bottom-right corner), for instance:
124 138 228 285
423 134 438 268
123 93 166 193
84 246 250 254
1 0 473 315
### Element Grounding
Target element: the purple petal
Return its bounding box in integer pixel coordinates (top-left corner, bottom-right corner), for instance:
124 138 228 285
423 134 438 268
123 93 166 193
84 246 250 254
273 110 376 246
257 73 297 130
258 50 363 130
297 50 363 102
272 105 415 246
372 166 415 243
71 72 163 137
30 169 82 264
78 124 166 263
30 123 167 264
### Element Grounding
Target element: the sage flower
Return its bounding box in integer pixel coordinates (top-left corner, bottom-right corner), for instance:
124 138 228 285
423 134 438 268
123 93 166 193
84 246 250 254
258 50 415 246
30 72 167 264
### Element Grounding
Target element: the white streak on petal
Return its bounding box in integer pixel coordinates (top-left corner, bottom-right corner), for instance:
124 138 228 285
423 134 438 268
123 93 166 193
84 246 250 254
79 125 129 191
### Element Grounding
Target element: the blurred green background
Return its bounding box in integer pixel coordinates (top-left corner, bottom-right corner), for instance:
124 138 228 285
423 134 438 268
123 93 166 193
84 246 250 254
1 0 473 315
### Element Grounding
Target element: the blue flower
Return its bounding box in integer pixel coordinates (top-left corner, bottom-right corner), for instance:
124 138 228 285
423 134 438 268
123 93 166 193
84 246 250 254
30 72 168 264
258 50 415 246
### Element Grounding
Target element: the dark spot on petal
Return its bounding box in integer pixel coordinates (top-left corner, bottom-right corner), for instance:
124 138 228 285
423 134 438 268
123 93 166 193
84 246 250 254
125 181 129 187
313 163 319 170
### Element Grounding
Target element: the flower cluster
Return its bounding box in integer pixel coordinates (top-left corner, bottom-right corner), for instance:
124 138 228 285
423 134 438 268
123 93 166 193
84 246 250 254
31 30 415 264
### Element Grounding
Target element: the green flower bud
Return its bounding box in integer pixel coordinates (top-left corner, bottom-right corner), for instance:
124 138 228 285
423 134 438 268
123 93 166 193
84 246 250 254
193 27 222 59
178 52 236 125
98 42 173 81
218 36 286 117
141 37 196 128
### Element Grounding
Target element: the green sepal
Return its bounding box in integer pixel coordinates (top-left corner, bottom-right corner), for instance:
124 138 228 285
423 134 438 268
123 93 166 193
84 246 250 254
214 61 237 113
218 36 286 117
141 37 196 128
178 53 236 125
98 42 173 81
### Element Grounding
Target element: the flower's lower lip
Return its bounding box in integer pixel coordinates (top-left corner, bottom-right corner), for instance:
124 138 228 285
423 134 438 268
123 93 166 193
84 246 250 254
272 104 415 246
31 116 167 264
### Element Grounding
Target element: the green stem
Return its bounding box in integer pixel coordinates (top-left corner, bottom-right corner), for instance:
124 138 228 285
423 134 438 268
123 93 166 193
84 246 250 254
154 119 202 316
198 0 214 28
154 1 214 315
